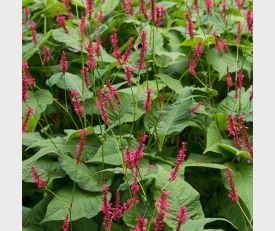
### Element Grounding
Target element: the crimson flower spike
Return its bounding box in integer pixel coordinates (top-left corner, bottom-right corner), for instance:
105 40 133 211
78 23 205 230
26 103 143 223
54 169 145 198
226 66 232 88
121 37 134 64
111 31 121 63
30 21 38 45
76 129 88 164
137 31 148 69
86 40 96 69
245 10 253 34
144 88 153 112
31 166 47 189
139 0 148 19
80 14 88 37
234 69 244 98
132 215 148 231
60 51 68 75
95 37 102 57
96 90 110 126
154 5 166 27
191 102 203 113
121 0 134 16
43 47 50 63
62 214 70 231
176 205 188 231
70 89 84 117
222 0 227 21
86 0 94 20
185 11 195 39
22 106 33 133
102 185 113 231
24 7 29 25
56 11 69 33
193 0 199 11
22 60 35 86
150 0 156 22
169 142 187 182
224 165 240 202
81 66 90 86
22 77 28 102
236 21 242 45
63 0 73 19
227 115 243 149
124 66 133 86
153 191 171 231
205 0 213 15
238 114 253 156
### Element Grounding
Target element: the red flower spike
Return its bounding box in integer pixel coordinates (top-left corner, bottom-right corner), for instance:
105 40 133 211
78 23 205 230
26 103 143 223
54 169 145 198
76 128 88 164
80 14 88 37
81 66 90 87
125 66 133 86
22 77 28 102
105 80 121 108
176 205 188 231
222 0 227 21
245 10 253 34
226 66 232 88
102 185 113 231
154 5 166 27
121 37 134 64
191 102 203 113
188 56 197 76
43 47 50 63
139 0 148 19
22 105 33 133
24 7 29 25
60 51 68 75
234 69 244 98
63 214 70 231
95 37 102 57
56 11 69 33
86 40 96 69
235 0 245 10
193 0 199 11
132 215 148 231
86 0 94 19
70 89 84 117
224 165 240 202
153 191 171 231
121 0 134 16
30 21 38 45
185 11 195 39
195 41 203 58
205 0 213 15
96 90 110 126
31 166 47 189
150 0 156 22
22 61 35 86
144 88 153 112
238 114 253 156
227 115 243 149
169 142 187 182
63 0 73 19
111 31 121 62
236 21 242 45
97 11 104 23
137 31 148 69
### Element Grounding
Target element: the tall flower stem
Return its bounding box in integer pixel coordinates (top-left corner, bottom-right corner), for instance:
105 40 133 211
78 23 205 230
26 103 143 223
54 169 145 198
237 201 253 229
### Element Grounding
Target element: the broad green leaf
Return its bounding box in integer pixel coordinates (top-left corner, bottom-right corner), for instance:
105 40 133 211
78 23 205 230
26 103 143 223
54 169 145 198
100 0 120 16
180 218 235 231
59 152 111 192
206 48 251 79
46 72 92 100
23 132 44 147
43 185 104 222
23 195 53 231
204 122 223 154
52 28 81 52
154 165 204 228
86 137 124 165
157 73 184 94
218 87 253 122
22 89 53 131
73 218 98 231
219 143 251 159
155 49 185 68
181 35 215 47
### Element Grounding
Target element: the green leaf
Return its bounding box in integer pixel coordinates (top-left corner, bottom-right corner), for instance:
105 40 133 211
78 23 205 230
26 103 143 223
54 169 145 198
86 137 124 165
23 132 44 147
154 165 205 228
180 218 235 231
219 143 251 159
204 122 223 154
157 73 184 94
181 35 215 47
206 48 251 79
22 89 53 131
52 28 81 52
59 152 111 192
43 185 104 222
100 0 120 16
46 72 92 100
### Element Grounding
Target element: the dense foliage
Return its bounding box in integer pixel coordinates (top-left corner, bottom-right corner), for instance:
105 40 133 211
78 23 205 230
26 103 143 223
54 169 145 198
22 0 253 230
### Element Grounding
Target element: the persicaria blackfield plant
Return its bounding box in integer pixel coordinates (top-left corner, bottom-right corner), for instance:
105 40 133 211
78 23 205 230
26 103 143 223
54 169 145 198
22 0 253 230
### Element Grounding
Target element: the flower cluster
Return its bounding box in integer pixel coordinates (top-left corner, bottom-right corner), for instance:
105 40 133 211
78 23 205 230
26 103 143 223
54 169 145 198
139 0 148 19
153 191 171 231
76 129 88 164
81 66 90 87
43 47 50 63
24 7 29 25
191 102 203 113
234 69 244 98
80 14 88 37
30 21 37 45
70 89 84 117
224 165 240 202
86 0 95 19
31 166 47 189
144 88 153 112
222 0 227 21
22 61 35 86
245 10 253 33
205 0 213 15
235 0 245 10
227 115 243 149
226 66 233 88
86 40 96 69
137 31 148 69
60 51 68 74
124 66 133 86
132 215 148 231
56 11 69 33
63 0 73 19
188 41 203 76
236 21 242 45
121 0 134 16
176 205 188 231
62 214 70 231
22 106 33 133
238 114 253 156
153 5 166 27
185 11 195 39
213 30 229 53
169 142 187 182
